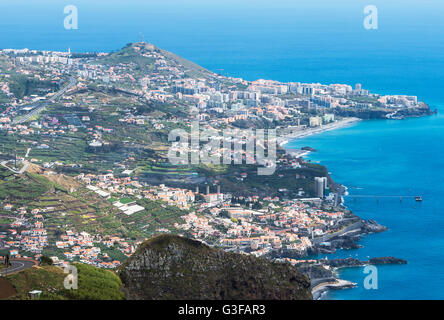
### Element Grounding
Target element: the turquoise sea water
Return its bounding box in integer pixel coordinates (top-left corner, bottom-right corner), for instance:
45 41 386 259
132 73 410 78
1 0 443 299
286 112 444 300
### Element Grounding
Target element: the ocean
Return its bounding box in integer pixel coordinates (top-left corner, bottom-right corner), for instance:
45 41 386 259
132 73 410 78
286 113 444 300
1 0 443 299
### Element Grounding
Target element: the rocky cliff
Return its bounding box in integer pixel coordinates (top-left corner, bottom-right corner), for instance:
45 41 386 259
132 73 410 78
323 257 407 268
118 235 312 300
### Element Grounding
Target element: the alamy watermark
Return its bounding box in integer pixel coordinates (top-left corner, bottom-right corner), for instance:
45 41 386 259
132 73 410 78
64 5 78 30
64 264 78 290
363 265 378 290
168 121 277 175
363 5 378 30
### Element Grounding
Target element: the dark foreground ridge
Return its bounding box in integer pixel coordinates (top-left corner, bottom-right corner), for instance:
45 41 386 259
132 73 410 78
118 235 313 300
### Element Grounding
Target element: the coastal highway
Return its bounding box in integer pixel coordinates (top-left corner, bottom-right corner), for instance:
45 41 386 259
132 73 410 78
311 278 356 300
311 277 337 289
0 259 36 276
13 76 77 125
312 221 363 245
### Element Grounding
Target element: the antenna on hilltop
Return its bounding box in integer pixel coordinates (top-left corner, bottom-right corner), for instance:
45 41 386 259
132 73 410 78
139 32 145 43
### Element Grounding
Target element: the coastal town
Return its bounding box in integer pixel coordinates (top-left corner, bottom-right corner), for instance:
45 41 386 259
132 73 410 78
0 158 367 270
0 43 431 291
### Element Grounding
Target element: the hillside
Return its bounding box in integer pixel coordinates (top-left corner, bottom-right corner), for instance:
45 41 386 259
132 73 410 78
118 235 312 300
2 263 124 300
0 166 55 203
98 42 215 79
157 45 215 79
0 163 193 267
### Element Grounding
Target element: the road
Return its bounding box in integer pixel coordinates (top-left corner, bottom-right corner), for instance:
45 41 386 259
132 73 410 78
13 76 77 125
311 278 356 300
310 277 337 289
312 221 363 245
0 160 30 174
0 259 36 276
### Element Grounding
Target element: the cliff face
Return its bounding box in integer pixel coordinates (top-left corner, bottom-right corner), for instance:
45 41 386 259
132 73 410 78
118 235 312 300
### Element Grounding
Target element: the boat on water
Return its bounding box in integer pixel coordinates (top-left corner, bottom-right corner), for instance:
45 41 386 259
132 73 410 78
415 196 423 202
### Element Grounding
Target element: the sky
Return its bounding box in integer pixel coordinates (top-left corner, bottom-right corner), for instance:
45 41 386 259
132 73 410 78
0 0 442 99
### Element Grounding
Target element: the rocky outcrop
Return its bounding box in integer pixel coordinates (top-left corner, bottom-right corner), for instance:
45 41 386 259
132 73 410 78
362 219 388 233
323 258 366 268
296 263 335 279
332 105 435 120
301 146 317 152
392 105 436 118
369 257 407 265
118 235 312 300
307 218 387 255
322 256 407 268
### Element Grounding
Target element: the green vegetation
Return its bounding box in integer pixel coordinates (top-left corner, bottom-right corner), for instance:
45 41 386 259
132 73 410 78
0 218 14 224
31 188 124 239
0 171 51 203
119 197 133 204
348 95 379 105
4 263 124 300
39 256 53 266
158 46 213 79
4 266 64 300
63 263 125 300
119 235 312 300
95 243 128 262
121 199 188 237
98 44 155 72
8 74 59 99
193 161 329 198
143 162 196 176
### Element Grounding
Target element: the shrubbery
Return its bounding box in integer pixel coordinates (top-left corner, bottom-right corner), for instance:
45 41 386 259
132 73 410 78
62 263 125 300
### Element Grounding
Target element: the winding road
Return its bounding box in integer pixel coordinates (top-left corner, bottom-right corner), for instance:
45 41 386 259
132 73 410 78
0 160 29 174
0 259 36 276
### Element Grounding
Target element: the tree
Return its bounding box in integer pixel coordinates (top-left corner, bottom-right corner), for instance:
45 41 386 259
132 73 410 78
219 210 230 218
40 256 53 266
252 202 262 210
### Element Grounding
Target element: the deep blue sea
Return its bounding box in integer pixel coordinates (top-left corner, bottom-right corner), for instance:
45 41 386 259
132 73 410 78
287 113 444 300
1 0 443 299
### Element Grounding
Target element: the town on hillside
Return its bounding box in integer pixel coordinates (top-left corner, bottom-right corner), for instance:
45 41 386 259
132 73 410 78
0 43 429 271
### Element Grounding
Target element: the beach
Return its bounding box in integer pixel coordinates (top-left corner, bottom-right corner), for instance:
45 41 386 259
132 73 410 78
278 117 361 147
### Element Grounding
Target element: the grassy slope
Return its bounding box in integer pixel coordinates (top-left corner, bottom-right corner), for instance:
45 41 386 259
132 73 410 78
157 46 214 79
4 263 124 300
0 169 52 202
99 42 214 79
0 165 189 253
